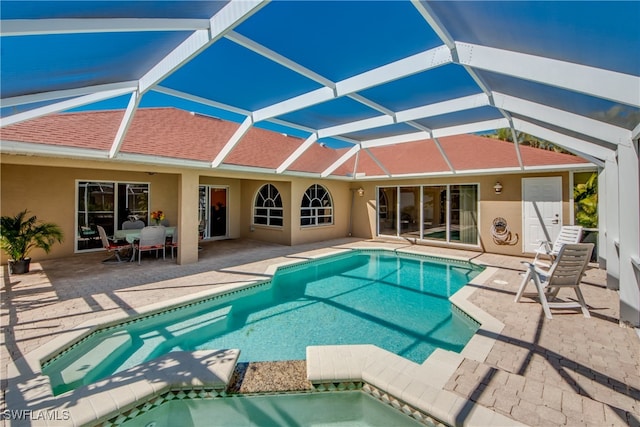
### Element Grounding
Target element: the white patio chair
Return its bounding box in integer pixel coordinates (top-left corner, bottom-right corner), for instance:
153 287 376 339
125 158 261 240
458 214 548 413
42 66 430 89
133 226 166 265
515 243 594 319
97 225 131 263
533 225 583 267
122 219 145 230
165 228 178 259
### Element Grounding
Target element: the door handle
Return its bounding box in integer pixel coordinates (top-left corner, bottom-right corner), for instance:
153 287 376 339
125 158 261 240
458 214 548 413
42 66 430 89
551 219 559 224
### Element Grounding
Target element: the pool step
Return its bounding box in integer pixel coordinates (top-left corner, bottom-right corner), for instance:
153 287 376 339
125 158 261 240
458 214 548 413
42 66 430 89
307 345 523 427
128 305 233 364
62 349 241 427
58 331 132 388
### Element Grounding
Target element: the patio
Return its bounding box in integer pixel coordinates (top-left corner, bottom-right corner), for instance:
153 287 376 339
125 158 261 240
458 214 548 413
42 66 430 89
1 238 638 426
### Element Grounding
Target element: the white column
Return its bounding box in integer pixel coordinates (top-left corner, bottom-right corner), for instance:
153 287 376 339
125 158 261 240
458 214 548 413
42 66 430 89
617 140 640 327
177 170 200 265
603 157 620 290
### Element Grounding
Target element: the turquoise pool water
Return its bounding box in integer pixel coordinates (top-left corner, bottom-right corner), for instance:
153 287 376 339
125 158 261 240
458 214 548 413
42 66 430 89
121 391 424 427
43 250 482 395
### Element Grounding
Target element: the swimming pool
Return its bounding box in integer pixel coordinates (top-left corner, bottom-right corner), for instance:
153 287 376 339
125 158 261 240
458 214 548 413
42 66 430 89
43 250 482 395
121 391 424 427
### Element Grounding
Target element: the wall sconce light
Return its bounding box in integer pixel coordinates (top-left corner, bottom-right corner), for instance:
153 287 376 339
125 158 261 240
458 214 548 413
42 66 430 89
493 181 503 194
357 187 365 197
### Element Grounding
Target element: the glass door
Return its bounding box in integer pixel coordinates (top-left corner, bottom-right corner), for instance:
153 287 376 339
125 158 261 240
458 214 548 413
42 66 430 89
198 186 228 240
209 187 228 238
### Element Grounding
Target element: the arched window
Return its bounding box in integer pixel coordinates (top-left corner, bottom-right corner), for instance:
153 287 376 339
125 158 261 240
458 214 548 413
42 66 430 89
254 184 283 227
300 184 333 226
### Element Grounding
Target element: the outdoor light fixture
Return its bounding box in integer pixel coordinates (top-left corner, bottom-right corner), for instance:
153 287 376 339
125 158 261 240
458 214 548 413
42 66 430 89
357 187 365 197
493 182 503 194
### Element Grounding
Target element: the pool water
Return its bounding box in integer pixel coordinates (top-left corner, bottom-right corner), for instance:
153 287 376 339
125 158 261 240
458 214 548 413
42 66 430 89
121 392 425 427
43 250 482 395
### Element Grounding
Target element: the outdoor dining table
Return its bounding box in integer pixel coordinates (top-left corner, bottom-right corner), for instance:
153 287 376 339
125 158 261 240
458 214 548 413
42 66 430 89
114 226 176 243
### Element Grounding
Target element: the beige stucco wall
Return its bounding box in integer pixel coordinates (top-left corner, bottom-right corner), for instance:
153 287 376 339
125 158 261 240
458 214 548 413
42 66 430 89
0 154 589 264
290 179 351 246
351 172 575 257
0 163 179 262
240 180 292 246
238 178 351 246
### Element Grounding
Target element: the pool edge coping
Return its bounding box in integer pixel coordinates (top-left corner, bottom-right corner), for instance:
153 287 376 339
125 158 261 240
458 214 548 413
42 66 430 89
6 244 507 427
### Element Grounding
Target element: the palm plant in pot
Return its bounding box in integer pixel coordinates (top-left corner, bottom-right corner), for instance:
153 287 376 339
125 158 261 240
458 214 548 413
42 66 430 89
1 210 63 274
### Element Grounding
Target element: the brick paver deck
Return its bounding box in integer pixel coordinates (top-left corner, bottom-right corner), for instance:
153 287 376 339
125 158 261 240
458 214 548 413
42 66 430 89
1 238 638 426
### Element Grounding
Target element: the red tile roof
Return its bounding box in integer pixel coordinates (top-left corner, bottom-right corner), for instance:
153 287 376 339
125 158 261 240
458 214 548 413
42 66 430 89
224 127 302 169
1 108 590 175
1 110 123 150
364 140 451 175
289 144 351 175
121 109 240 161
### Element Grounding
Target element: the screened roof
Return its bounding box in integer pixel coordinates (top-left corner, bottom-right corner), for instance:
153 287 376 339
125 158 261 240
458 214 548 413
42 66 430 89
1 1 639 178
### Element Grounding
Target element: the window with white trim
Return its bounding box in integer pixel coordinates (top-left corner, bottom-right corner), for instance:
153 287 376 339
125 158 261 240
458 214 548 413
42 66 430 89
300 184 333 226
254 184 283 227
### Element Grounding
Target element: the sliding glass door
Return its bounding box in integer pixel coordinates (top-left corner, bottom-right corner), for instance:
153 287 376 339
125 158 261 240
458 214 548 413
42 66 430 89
422 186 447 241
378 187 397 236
399 187 420 238
377 184 478 246
198 186 228 240
450 185 478 245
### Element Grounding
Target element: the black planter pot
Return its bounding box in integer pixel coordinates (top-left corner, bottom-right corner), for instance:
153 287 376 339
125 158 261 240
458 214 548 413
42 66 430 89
8 258 31 274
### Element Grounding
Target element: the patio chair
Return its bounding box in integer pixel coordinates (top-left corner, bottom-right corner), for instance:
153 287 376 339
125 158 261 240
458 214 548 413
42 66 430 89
198 219 207 240
97 225 131 263
533 225 583 267
515 243 594 319
165 228 178 259
133 226 166 264
122 219 145 230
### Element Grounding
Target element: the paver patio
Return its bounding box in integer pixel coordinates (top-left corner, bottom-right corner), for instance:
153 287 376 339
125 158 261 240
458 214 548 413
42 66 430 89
1 238 638 426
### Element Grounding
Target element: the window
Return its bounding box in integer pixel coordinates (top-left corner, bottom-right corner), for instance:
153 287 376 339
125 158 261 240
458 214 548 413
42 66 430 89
254 184 283 227
77 181 149 251
301 184 333 226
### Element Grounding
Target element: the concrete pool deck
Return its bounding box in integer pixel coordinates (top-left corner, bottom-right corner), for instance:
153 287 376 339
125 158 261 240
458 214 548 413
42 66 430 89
1 238 639 426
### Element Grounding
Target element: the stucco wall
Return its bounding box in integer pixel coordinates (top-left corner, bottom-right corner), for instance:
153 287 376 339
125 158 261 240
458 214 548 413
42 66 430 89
238 178 351 246
0 164 179 262
351 172 575 257
0 156 586 264
240 180 292 246
290 179 351 246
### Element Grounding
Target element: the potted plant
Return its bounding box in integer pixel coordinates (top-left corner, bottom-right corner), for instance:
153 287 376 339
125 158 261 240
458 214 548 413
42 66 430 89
0 209 64 274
